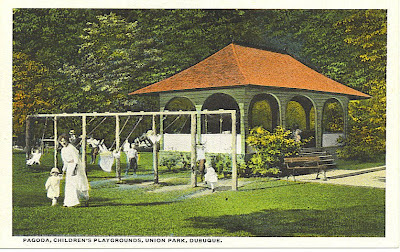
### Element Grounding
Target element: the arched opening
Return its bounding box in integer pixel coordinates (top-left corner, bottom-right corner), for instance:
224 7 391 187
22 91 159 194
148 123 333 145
201 93 240 134
163 97 195 134
248 94 279 131
286 96 316 147
322 98 344 147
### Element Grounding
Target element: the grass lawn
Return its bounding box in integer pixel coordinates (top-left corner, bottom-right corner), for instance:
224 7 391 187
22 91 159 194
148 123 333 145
12 150 385 237
335 158 385 170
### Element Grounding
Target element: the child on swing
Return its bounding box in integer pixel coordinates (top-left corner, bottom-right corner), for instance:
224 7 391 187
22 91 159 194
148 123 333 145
45 167 63 206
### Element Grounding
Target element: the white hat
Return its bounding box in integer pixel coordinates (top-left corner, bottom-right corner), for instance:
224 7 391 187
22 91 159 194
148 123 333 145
50 167 60 174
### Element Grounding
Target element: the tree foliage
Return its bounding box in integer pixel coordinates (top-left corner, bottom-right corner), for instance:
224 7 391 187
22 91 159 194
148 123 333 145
12 9 387 161
323 100 344 133
59 13 162 113
12 52 52 134
335 10 386 161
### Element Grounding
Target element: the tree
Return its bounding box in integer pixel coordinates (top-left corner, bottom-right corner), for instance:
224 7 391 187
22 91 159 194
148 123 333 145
60 13 162 113
335 10 386 161
12 52 52 136
130 9 264 81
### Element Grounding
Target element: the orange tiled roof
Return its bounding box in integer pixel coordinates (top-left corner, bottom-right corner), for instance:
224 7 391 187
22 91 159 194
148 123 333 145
129 44 370 99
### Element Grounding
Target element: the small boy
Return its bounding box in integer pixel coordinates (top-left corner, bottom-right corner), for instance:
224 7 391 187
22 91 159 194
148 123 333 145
125 144 138 175
45 167 63 206
204 162 218 192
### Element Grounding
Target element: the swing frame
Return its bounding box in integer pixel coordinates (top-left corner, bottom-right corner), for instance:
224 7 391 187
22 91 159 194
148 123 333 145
26 110 238 190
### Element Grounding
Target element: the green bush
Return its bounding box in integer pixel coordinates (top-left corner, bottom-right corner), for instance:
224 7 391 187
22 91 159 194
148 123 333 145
210 154 231 175
159 152 191 172
246 126 309 176
159 157 177 171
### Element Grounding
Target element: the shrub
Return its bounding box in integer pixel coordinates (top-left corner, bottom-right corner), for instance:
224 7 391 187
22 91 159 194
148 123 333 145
159 157 177 171
210 154 231 175
159 152 191 172
246 126 309 176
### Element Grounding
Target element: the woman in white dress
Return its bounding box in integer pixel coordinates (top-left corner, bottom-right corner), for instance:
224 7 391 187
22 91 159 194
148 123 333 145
58 134 90 207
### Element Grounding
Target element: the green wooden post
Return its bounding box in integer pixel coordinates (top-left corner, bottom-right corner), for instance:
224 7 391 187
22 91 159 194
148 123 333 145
342 99 349 140
315 104 324 148
231 111 238 191
280 98 288 129
239 102 245 155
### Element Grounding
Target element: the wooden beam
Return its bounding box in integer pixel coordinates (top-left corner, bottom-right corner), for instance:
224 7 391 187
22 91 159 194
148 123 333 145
152 115 159 184
28 110 237 118
25 115 31 161
81 115 87 172
115 115 121 182
54 116 57 168
191 113 197 187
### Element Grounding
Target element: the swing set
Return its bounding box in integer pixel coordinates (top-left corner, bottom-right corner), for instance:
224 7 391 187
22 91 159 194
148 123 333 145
26 110 238 190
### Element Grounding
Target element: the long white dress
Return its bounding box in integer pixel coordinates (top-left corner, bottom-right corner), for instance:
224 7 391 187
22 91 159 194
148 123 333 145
205 166 218 191
45 175 62 199
205 167 218 183
61 144 90 207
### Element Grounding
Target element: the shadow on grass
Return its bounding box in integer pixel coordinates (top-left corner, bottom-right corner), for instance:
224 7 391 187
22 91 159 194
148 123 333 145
86 197 175 208
124 178 152 185
89 176 116 179
186 205 385 237
240 181 308 192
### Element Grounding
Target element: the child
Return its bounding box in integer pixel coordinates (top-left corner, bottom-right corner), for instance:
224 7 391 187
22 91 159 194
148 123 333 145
196 143 206 181
26 148 42 165
204 162 218 192
125 144 138 175
45 167 63 206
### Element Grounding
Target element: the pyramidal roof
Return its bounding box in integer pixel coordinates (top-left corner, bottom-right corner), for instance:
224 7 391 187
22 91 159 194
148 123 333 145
129 44 370 99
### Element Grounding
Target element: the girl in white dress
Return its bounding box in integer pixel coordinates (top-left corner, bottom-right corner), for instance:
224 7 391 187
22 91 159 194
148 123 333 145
204 162 218 193
58 134 90 207
45 167 63 206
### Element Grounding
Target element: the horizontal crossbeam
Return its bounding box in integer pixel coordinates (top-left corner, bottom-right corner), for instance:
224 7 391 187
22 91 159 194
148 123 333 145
28 109 236 118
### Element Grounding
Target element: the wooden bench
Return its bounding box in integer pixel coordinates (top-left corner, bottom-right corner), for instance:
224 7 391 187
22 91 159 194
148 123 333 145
284 156 327 181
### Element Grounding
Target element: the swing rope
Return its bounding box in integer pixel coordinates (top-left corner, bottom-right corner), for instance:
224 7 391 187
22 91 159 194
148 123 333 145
119 116 131 136
39 117 48 153
86 116 97 127
219 114 223 134
108 116 131 150
177 115 189 133
110 116 144 150
163 114 182 131
123 116 144 146
87 117 108 136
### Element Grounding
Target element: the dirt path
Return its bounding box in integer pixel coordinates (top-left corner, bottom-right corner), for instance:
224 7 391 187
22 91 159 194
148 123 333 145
290 166 386 188
147 178 253 198
90 166 386 201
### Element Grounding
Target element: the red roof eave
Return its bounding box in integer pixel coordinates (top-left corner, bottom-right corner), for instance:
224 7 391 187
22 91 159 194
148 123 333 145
128 44 371 100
